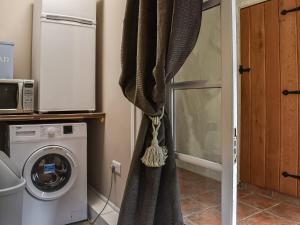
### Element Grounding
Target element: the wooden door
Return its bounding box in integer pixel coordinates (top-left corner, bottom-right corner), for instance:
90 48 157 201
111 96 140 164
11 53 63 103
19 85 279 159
240 0 300 197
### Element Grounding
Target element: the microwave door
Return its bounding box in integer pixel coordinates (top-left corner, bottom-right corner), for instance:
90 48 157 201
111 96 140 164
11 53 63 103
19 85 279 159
0 82 22 113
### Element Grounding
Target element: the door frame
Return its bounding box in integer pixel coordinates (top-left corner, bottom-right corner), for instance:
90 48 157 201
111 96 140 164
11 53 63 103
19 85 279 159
130 0 239 223
221 0 238 224
169 0 239 224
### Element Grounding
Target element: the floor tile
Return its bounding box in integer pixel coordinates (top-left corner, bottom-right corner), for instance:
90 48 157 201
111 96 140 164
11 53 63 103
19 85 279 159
267 203 300 222
180 183 205 198
238 222 248 225
240 193 279 209
241 212 295 225
238 188 252 198
178 168 300 224
240 183 272 197
193 191 221 207
187 208 221 225
183 217 195 225
177 168 204 182
237 202 260 221
272 191 300 207
181 198 207 215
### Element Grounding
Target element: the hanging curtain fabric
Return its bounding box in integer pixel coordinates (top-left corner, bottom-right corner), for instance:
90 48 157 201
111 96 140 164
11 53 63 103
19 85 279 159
118 0 203 224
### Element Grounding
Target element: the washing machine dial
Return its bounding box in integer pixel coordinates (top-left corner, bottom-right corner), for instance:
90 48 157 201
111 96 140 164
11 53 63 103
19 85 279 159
47 127 56 137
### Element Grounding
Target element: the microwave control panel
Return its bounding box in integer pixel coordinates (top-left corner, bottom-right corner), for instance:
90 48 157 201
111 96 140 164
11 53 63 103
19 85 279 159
23 81 34 111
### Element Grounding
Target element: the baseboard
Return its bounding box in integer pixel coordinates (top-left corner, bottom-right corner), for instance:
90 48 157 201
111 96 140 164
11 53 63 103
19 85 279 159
88 205 107 225
88 185 119 225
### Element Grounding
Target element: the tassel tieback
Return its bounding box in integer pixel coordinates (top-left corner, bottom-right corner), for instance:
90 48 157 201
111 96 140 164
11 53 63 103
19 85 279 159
141 108 168 168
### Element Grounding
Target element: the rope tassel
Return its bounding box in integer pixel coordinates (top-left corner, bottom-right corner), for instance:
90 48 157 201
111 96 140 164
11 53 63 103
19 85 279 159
141 108 168 167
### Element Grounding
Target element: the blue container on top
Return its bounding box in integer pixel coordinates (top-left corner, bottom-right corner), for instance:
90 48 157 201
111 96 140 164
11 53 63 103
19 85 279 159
0 41 14 79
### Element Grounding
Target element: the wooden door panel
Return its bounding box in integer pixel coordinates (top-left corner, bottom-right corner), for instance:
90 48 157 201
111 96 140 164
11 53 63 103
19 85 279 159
240 8 251 184
241 0 300 197
297 0 300 198
279 0 299 197
249 3 266 188
265 0 281 192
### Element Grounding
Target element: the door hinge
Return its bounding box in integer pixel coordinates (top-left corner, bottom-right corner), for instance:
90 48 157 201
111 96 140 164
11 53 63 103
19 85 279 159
233 128 238 164
239 65 251 75
282 171 300 180
281 6 300 15
282 90 300 96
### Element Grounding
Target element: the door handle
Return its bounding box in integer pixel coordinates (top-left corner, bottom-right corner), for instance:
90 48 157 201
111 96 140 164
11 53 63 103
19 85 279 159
282 171 300 180
281 6 300 15
282 90 300 96
239 65 251 75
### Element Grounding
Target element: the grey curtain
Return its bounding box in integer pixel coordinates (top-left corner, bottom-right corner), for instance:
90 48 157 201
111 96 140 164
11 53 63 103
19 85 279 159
118 0 203 224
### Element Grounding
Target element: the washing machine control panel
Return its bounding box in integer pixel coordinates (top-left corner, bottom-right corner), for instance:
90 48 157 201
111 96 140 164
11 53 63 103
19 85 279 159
63 125 73 134
41 126 62 137
9 123 87 142
46 127 57 137
40 125 83 138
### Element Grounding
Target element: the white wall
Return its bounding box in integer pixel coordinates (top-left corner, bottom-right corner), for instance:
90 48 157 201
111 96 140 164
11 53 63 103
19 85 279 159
0 0 34 79
87 0 131 208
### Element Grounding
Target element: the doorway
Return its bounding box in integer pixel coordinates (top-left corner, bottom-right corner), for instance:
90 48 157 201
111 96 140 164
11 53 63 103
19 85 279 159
239 0 300 224
171 2 223 224
169 0 238 224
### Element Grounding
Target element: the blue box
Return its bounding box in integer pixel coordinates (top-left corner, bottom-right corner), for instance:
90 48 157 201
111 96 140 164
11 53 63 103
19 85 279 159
0 41 14 79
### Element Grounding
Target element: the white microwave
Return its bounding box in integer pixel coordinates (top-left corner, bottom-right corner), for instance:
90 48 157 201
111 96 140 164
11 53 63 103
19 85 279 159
0 79 34 114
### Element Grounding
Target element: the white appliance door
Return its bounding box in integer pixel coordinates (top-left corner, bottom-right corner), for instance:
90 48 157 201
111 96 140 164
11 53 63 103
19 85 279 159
23 145 78 201
39 20 96 112
41 0 96 22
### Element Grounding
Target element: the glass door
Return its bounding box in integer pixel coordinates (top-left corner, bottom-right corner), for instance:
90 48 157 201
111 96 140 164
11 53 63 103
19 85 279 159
169 0 237 224
23 145 78 201
0 83 19 109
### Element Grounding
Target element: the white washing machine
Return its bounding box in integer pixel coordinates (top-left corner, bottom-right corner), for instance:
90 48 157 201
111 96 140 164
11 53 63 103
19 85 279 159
5 123 87 225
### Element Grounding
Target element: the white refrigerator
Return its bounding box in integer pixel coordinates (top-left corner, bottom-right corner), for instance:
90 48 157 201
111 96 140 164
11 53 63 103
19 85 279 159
32 0 96 112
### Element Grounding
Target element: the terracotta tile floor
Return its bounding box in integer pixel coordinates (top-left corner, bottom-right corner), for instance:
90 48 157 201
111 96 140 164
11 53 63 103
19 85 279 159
73 168 300 225
178 168 300 225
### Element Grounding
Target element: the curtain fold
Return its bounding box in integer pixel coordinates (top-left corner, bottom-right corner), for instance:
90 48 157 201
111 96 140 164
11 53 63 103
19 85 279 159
118 0 203 224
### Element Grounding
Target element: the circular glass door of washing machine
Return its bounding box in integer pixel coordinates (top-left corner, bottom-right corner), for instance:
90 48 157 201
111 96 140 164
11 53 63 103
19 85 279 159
23 145 78 201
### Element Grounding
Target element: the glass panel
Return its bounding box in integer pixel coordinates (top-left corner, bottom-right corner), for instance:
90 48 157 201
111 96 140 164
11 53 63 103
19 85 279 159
177 161 221 224
0 83 18 109
175 88 221 163
175 6 221 84
31 153 71 192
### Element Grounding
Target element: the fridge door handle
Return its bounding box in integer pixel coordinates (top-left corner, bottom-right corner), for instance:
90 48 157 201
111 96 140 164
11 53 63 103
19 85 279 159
44 15 94 26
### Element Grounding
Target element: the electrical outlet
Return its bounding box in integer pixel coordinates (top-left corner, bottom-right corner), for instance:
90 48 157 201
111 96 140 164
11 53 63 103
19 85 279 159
111 160 121 175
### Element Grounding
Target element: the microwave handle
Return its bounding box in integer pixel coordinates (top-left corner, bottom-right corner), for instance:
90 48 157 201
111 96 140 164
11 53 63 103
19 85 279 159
17 82 23 110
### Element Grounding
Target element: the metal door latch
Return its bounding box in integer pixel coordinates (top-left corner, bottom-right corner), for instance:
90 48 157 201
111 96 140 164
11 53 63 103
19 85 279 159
282 171 300 180
281 6 300 15
239 65 251 75
282 90 300 96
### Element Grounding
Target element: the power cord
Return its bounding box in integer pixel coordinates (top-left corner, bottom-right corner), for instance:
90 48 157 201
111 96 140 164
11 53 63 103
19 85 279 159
88 166 115 224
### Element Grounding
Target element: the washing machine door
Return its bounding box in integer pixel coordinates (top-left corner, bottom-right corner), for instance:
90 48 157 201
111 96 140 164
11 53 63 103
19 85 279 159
23 145 78 201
